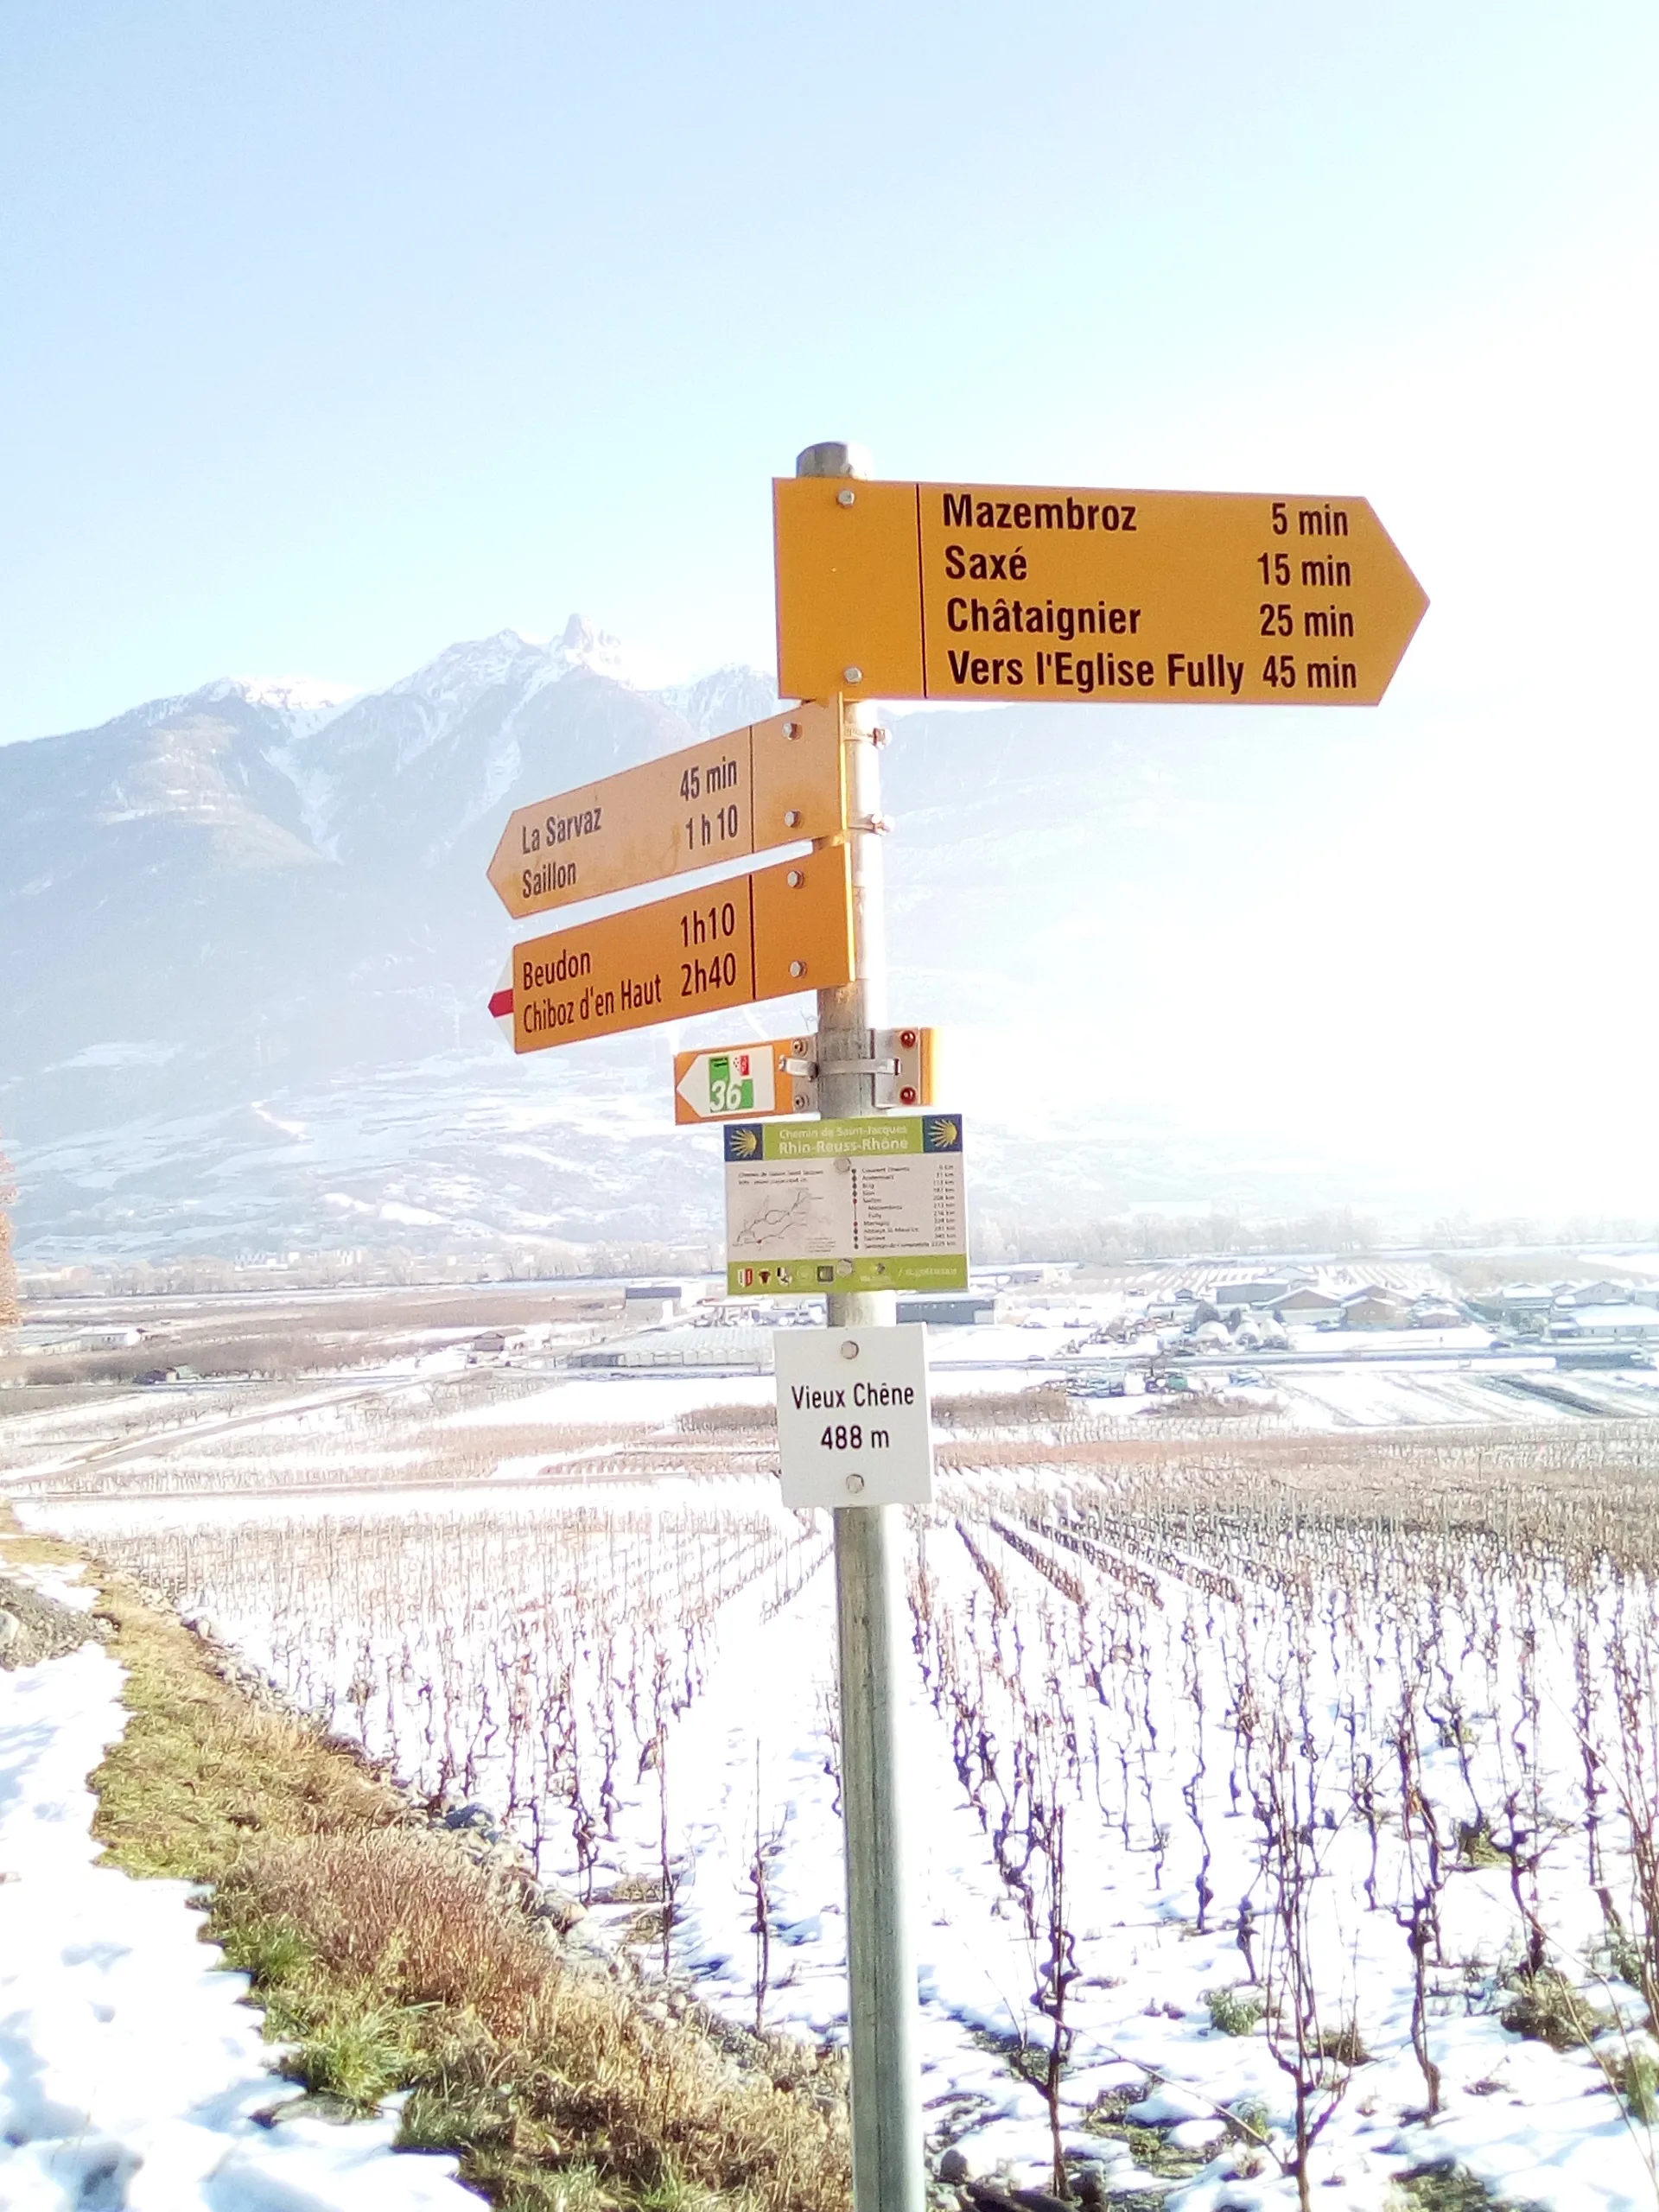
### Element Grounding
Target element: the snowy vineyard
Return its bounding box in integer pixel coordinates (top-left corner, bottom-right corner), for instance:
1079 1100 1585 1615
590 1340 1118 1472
45 1429 1659 2212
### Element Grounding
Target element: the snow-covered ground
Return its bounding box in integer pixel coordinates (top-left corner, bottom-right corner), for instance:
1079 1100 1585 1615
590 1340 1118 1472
0 1570 480 2211
14 1338 1659 2208
26 1452 1659 2212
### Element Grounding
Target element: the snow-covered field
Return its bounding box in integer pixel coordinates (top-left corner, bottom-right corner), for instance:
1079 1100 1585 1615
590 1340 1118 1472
16 1363 1659 2209
0 1569 480 2211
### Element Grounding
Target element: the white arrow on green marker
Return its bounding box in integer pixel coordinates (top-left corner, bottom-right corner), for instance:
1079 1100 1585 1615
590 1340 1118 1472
676 1046 779 1118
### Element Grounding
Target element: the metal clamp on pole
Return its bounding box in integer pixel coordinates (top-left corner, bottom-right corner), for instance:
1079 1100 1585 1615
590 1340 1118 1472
796 436 924 2212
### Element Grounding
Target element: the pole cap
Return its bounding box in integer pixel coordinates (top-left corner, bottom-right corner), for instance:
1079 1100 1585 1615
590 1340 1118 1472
796 441 872 480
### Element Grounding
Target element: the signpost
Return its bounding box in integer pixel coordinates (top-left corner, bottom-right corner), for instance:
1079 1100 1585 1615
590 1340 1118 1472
484 434 1425 2212
674 1024 936 1124
487 701 845 921
498 844 853 1052
723 1113 966 1295
783 442 924 2212
773 475 1427 707
773 1325 934 1508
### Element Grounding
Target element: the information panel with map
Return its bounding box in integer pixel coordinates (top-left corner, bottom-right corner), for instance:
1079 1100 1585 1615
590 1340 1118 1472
723 1116 967 1296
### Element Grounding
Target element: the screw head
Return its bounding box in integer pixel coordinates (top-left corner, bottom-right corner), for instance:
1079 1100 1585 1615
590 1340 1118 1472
899 1029 917 1047
789 959 806 977
840 1338 860 1360
784 809 800 828
843 665 863 683
837 489 856 507
786 868 804 887
900 1086 918 1104
844 1471 866 1492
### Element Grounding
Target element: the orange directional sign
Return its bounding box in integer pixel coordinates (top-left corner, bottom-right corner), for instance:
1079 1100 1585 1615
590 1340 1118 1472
495 845 854 1053
773 479 1427 707
487 702 845 921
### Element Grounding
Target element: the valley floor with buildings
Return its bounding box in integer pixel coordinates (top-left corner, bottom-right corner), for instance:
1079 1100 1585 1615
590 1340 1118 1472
9 1271 1659 2209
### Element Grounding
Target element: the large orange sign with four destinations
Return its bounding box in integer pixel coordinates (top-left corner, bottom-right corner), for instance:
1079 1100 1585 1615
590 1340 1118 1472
773 477 1427 708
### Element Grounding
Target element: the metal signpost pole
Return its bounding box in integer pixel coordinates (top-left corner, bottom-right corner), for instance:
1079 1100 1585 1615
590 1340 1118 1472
796 438 923 2212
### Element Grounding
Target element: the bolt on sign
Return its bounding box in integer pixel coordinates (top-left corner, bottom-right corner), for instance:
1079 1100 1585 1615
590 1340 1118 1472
773 477 1427 707
673 1026 938 1124
497 845 854 1052
773 1325 935 1509
486 701 846 923
723 1114 967 1296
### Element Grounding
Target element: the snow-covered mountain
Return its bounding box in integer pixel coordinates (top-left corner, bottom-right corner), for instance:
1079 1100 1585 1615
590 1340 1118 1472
0 616 1495 1267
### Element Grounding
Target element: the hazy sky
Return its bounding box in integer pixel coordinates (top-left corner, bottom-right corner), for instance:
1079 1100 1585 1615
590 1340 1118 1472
2 0 1654 743
3 1 1658 1228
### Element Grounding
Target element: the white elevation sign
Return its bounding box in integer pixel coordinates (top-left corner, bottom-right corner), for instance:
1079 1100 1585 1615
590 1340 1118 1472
773 1325 935 1508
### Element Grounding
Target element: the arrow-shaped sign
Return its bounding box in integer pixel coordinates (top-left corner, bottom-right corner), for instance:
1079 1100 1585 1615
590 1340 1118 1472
493 843 854 1054
671 1027 938 1122
486 701 845 923
774 478 1427 707
675 1038 816 1121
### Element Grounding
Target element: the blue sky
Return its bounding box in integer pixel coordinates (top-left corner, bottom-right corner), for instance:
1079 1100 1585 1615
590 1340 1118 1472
2 0 1653 741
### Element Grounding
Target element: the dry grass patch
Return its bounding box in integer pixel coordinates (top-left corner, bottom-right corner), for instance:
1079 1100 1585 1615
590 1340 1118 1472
88 1580 397 1876
222 1832 849 2210
73 1567 848 2210
0 1497 82 1565
676 1405 775 1436
932 1388 1072 1429
228 1830 550 2031
1141 1391 1263 1420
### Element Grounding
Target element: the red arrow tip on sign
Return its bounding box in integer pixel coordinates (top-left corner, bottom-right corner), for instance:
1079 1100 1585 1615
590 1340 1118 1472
488 988 513 1020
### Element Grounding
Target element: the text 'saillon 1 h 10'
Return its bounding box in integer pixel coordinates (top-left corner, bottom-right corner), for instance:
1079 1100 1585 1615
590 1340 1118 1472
486 701 845 923
773 478 1427 707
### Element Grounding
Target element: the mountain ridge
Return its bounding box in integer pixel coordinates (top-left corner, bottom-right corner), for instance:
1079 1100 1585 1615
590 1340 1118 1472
2 619 1524 1263
0 618 804 1263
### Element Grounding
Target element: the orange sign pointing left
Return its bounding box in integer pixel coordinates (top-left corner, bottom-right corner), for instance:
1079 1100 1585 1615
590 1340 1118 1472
497 844 854 1053
486 701 845 921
